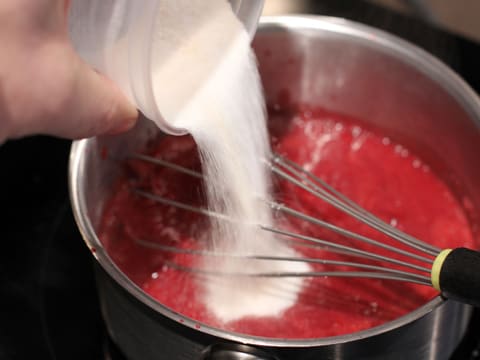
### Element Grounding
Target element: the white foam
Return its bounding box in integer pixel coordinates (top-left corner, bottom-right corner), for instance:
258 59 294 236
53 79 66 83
151 0 310 323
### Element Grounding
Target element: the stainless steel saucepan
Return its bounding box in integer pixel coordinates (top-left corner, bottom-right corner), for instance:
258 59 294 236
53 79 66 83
69 16 480 360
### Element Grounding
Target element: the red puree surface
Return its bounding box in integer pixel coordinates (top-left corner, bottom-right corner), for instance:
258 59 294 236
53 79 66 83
99 106 476 339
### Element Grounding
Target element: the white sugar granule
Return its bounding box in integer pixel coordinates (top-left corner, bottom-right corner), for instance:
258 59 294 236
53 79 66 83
151 0 309 322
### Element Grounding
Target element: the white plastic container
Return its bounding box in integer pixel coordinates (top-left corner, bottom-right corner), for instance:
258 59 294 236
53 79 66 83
68 0 264 135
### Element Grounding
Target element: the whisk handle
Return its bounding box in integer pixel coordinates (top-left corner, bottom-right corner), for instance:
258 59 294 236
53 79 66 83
433 248 480 306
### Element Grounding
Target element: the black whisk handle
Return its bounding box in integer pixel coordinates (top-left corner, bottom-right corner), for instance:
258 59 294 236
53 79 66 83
432 248 480 306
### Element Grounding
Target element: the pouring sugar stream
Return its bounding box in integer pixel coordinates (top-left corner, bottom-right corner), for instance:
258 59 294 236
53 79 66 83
147 0 309 322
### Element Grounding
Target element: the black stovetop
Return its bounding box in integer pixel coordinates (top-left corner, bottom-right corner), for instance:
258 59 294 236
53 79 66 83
1 1 480 359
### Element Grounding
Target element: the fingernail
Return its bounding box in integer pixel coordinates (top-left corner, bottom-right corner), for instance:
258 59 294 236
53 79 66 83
106 116 138 135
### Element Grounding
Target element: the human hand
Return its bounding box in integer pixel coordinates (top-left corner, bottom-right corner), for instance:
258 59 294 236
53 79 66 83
0 0 138 143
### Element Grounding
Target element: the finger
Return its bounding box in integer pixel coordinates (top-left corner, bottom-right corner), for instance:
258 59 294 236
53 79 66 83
2 42 139 141
55 57 139 139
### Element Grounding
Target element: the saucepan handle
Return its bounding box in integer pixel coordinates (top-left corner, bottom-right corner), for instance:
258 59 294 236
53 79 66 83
202 344 279 360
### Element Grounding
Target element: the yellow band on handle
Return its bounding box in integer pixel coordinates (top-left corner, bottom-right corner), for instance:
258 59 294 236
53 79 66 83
431 249 453 291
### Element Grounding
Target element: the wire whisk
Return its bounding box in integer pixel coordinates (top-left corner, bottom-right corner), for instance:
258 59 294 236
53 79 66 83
130 152 480 307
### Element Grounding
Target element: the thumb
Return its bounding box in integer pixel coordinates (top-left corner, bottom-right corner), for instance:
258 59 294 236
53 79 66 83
55 56 139 139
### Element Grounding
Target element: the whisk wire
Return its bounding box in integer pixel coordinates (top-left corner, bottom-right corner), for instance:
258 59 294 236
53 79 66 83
270 154 440 256
261 226 431 273
134 239 431 285
131 154 204 179
266 200 434 264
167 262 431 286
133 189 432 274
133 188 234 223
